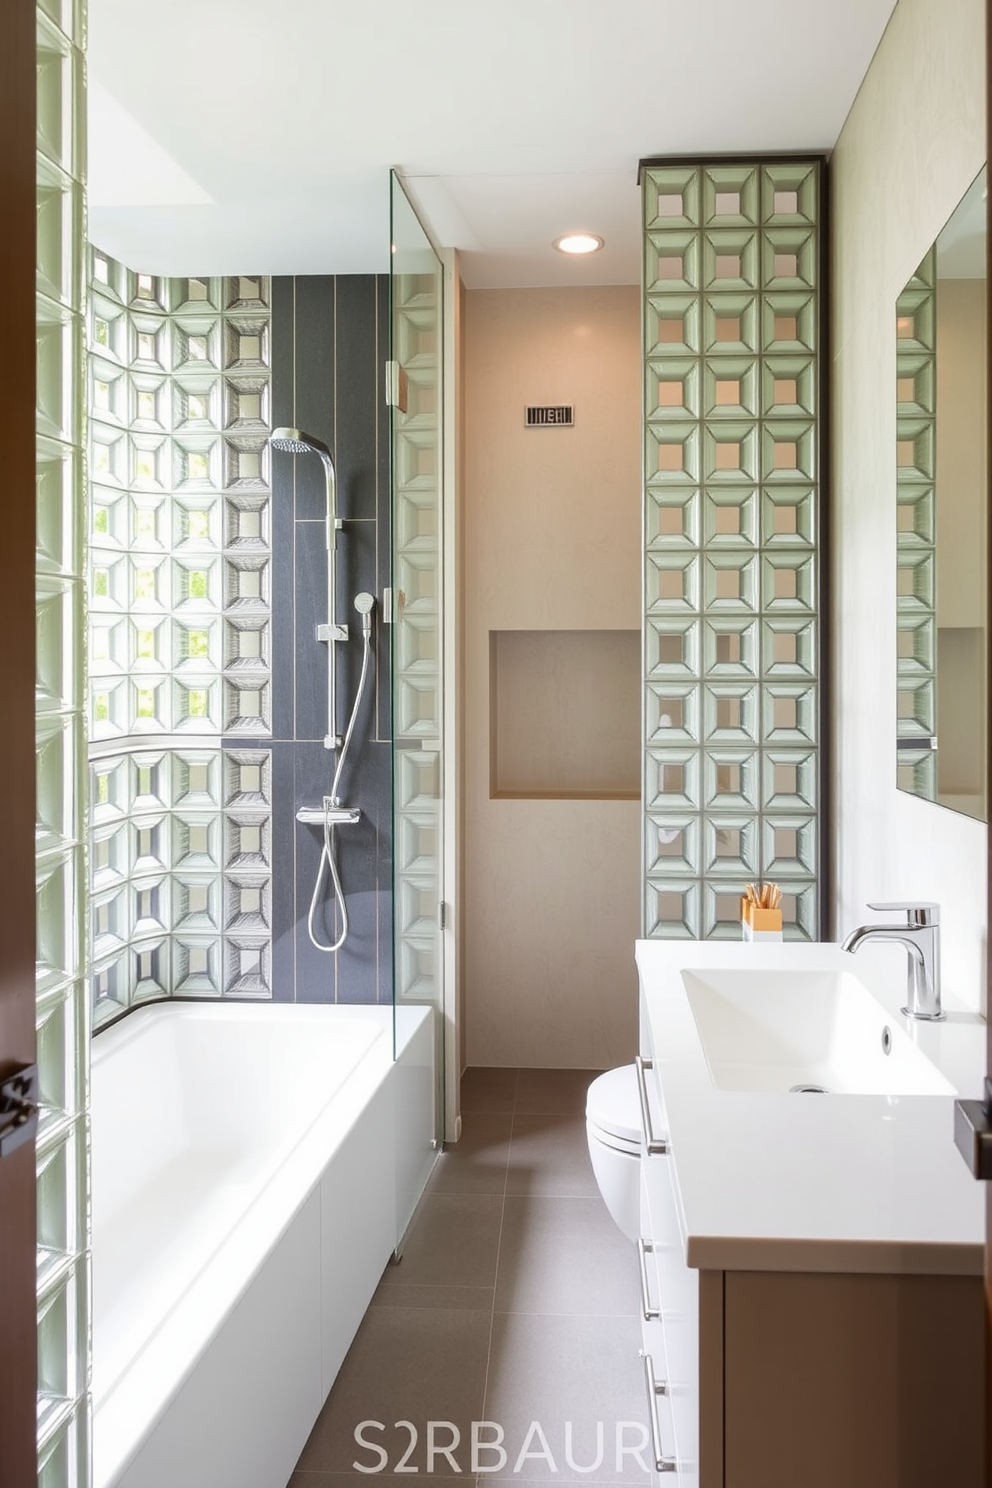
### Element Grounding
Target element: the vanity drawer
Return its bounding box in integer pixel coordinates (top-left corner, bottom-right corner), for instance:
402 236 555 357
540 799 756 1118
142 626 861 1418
640 1159 699 1486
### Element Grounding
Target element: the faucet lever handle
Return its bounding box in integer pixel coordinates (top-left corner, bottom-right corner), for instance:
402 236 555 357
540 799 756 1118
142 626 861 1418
866 900 940 927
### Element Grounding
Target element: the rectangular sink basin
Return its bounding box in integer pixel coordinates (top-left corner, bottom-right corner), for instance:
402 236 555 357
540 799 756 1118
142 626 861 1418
682 967 956 1096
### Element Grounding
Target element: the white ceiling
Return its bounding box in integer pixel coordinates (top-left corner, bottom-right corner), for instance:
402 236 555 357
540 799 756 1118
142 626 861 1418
88 0 898 288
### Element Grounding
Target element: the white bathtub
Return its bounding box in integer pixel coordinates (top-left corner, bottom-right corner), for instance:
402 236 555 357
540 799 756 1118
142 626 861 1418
91 1001 435 1488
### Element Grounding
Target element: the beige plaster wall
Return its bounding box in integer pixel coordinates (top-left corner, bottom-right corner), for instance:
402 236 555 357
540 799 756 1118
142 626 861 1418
831 0 987 1010
463 286 641 1067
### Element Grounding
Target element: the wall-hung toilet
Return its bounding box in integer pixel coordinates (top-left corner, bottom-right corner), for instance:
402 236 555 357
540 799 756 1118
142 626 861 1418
586 1064 641 1242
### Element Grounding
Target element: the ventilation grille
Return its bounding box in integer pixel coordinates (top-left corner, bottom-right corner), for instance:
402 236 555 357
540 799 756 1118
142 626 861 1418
525 405 573 427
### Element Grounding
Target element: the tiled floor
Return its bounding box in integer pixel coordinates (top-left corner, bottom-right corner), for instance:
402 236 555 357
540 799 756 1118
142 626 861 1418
291 1067 650 1487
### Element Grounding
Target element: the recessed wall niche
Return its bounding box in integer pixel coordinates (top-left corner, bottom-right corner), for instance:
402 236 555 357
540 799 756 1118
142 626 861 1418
490 629 640 799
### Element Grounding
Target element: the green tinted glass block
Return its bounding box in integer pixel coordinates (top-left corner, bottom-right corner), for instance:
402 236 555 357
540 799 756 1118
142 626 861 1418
895 419 935 482
702 165 759 226
896 747 938 800
705 814 757 877
703 552 759 612
703 683 759 744
644 747 701 810
897 677 936 734
702 293 759 354
644 292 702 355
645 876 701 938
645 229 701 293
761 487 815 547
760 616 818 679
643 166 701 229
896 550 935 610
645 552 700 613
761 164 819 226
646 358 700 421
896 613 936 675
645 616 701 678
703 489 758 546
704 749 759 811
761 229 817 290
761 292 816 353
702 357 758 419
761 748 818 811
703 422 758 483
645 488 701 550
762 684 818 745
702 616 759 678
647 422 701 484
645 682 700 744
645 814 699 875
761 354 816 417
895 287 935 351
702 230 759 291
702 883 752 939
761 552 816 612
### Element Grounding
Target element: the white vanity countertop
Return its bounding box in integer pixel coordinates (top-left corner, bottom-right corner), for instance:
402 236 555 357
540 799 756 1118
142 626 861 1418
636 938 987 1276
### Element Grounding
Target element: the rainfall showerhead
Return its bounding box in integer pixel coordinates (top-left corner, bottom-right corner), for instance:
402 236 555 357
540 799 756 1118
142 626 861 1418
269 426 331 459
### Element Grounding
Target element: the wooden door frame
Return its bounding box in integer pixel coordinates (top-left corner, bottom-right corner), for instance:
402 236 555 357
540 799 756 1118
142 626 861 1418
0 0 41 1482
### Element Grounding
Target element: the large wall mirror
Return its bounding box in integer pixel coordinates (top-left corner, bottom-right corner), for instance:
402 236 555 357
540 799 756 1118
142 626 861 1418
896 166 988 821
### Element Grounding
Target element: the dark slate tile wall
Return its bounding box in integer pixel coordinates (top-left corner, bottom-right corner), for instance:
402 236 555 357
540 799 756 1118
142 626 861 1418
257 274 392 1004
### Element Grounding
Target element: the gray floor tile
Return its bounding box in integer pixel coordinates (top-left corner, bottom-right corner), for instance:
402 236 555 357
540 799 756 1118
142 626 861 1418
482 1312 651 1483
461 1066 519 1114
506 1113 599 1198
296 1305 492 1473
428 1113 512 1195
379 1192 504 1291
370 1282 495 1311
494 1196 638 1317
515 1068 603 1116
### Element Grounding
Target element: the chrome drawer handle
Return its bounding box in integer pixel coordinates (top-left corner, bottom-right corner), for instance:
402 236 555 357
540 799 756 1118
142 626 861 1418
637 1238 661 1320
635 1056 668 1155
641 1351 677 1474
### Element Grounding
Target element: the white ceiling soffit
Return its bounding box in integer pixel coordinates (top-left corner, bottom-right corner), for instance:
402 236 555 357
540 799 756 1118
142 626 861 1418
87 0 897 286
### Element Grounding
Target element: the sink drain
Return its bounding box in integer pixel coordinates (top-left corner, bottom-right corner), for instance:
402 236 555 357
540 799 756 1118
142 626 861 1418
789 1083 830 1094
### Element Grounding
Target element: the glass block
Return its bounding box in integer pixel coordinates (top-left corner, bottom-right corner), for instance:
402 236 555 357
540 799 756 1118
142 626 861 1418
37 436 81 577
778 880 818 941
701 884 752 939
171 496 222 553
644 747 701 810
36 18 76 173
761 354 816 417
224 318 269 370
703 489 757 546
173 938 222 995
223 376 270 431
394 749 439 813
172 750 222 807
174 678 222 732
130 434 170 491
703 230 759 290
645 230 701 293
896 613 936 675
90 427 127 487
398 878 440 941
645 682 700 744
703 553 758 612
761 420 815 481
645 552 700 613
761 552 816 612
645 489 701 550
396 674 440 738
703 749 759 811
702 165 758 226
90 292 127 364
761 163 819 226
225 617 269 670
897 747 938 800
36 1120 85 1293
128 269 166 311
128 617 169 676
225 494 270 550
173 616 222 672
895 484 935 545
762 748 818 810
761 487 815 548
92 952 130 1025
169 276 222 315
224 937 272 998
644 877 701 938
704 815 757 877
174 555 222 612
174 437 220 490
762 684 818 745
36 299 78 444
130 751 171 812
895 353 935 416
762 293 817 353
131 876 170 939
761 229 817 290
90 361 126 425
36 851 78 991
38 1257 85 1404
702 616 759 678
91 755 128 827
129 493 168 552
90 820 128 892
222 438 267 491
131 815 170 876
703 683 759 744
896 550 935 611
897 677 936 734
173 320 220 371
702 357 758 419
132 940 170 1001
643 166 701 229
644 293 701 356
224 876 271 934
173 814 222 870
172 875 222 933
396 940 437 1003
396 814 438 876
895 419 935 482
224 555 269 610
130 314 169 371
225 276 269 311
645 617 701 679
702 293 758 353
762 814 817 876
37 579 81 714
894 289 935 352
645 814 700 876
760 616 817 679
225 813 271 872
131 374 169 432
647 423 700 483
646 357 700 421
91 880 130 962
36 714 78 852
174 378 221 429
224 678 271 733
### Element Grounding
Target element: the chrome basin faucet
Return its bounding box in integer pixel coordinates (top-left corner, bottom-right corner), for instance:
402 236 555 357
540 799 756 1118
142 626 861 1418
841 902 942 1021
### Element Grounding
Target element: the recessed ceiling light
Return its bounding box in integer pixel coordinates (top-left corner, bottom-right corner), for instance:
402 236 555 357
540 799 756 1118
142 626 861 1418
553 232 604 256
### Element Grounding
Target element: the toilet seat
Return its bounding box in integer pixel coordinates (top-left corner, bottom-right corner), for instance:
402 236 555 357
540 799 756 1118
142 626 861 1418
586 1065 641 1152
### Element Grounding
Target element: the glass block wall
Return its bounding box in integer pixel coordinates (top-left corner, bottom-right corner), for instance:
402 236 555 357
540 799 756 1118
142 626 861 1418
36 0 91 1480
895 249 938 798
641 159 823 940
87 252 274 1025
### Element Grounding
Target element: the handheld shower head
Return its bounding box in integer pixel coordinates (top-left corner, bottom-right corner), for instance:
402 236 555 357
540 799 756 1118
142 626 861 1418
269 426 332 460
354 592 375 636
